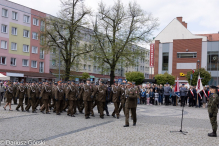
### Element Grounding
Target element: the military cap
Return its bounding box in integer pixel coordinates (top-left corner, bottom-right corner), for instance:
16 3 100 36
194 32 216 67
210 85 217 89
166 82 169 84
54 82 58 85
114 81 118 84
182 84 185 85
127 81 132 85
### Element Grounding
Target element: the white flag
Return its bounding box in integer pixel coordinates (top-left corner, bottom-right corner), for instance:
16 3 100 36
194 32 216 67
196 74 203 93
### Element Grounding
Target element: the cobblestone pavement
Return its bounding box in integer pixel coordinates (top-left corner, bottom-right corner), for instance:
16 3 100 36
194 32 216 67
0 103 219 146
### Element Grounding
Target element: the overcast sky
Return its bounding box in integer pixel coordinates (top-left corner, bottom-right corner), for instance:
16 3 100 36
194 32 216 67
9 0 219 48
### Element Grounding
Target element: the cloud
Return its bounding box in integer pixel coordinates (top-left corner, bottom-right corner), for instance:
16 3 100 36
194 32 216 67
9 0 219 47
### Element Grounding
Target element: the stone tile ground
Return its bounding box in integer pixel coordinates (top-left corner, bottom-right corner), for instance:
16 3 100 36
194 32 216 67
0 103 218 146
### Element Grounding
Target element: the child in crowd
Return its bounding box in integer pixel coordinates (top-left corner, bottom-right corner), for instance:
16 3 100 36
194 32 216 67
154 90 159 105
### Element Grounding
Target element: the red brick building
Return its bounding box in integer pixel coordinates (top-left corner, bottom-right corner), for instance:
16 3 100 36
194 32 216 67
151 17 219 85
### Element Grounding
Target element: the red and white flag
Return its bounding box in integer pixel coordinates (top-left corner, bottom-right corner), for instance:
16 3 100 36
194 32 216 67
196 74 203 93
174 77 179 92
192 69 195 74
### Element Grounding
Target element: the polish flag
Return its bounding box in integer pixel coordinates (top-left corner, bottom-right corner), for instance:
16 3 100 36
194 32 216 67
192 69 195 74
196 74 203 93
174 77 179 92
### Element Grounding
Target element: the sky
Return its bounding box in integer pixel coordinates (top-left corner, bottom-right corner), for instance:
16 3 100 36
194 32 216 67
9 0 219 48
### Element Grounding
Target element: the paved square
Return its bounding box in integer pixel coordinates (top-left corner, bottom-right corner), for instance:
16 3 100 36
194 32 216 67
0 103 219 146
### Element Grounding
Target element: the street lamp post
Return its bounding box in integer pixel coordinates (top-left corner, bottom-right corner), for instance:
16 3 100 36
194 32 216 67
56 40 64 81
197 60 200 71
196 60 200 108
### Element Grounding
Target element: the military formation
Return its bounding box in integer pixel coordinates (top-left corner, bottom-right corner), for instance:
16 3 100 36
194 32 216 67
3 79 138 127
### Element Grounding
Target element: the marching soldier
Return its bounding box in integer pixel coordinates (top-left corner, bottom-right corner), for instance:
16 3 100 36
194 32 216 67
40 81 52 114
124 82 137 127
55 81 64 115
63 82 69 112
12 81 18 105
96 81 107 119
110 81 121 119
50 82 57 112
80 79 95 119
25 82 37 113
119 84 126 115
75 82 84 114
66 81 77 117
208 85 219 137
3 82 13 111
15 82 27 111
35 82 42 109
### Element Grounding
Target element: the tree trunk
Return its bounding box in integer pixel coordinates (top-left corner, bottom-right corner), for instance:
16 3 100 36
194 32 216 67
65 64 71 81
110 70 115 85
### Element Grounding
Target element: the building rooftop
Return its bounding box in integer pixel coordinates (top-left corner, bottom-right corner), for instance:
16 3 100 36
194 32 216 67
196 33 219 41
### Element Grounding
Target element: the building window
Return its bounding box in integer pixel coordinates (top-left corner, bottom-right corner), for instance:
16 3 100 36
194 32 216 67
11 58 16 66
207 51 219 71
40 35 44 45
40 48 44 59
31 61 37 68
40 21 45 31
88 65 91 71
39 62 44 73
32 32 38 40
52 48 56 54
23 15 30 23
0 56 6 65
32 46 38 54
33 18 39 26
1 40 7 49
2 8 8 17
162 52 169 71
23 44 29 52
11 42 17 51
1 24 7 33
83 64 86 70
177 52 197 58
52 60 56 66
11 27 17 35
22 59 29 66
23 30 29 37
93 66 96 72
12 11 18 20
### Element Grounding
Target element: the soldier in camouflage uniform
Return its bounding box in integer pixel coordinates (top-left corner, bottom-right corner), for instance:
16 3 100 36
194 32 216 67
208 85 219 137
3 82 13 111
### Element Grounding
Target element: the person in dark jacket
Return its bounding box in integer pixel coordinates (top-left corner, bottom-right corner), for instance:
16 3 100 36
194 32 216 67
158 84 164 105
149 88 154 105
164 83 171 106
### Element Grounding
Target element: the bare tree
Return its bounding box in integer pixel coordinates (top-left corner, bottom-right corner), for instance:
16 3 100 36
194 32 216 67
92 0 159 85
41 0 93 80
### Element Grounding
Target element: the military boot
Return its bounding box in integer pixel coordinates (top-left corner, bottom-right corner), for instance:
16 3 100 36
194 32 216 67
208 131 217 137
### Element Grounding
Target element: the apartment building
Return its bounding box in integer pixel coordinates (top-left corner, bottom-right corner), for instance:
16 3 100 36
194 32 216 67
0 0 54 81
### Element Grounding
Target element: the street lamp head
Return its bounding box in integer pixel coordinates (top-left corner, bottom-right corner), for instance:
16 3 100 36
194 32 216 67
197 60 200 65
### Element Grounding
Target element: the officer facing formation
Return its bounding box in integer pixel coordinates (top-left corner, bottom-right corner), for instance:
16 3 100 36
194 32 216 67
208 85 219 137
124 82 137 127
